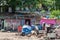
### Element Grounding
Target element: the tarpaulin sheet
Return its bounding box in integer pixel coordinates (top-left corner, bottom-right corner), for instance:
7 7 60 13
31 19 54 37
40 19 56 24
22 25 32 35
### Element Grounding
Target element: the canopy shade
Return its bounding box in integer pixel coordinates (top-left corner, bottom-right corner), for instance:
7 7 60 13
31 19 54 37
40 19 56 24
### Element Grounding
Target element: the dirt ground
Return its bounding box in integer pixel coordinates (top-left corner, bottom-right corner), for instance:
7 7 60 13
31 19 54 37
0 32 41 40
0 32 60 40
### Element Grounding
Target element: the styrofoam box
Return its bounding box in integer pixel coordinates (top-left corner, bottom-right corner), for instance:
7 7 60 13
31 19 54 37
47 33 56 38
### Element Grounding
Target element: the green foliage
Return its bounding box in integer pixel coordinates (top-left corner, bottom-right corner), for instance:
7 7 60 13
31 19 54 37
55 0 60 10
5 0 55 10
2 0 60 12
50 10 60 19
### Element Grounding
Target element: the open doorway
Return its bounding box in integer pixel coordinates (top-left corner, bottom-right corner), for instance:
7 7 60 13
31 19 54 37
25 19 31 25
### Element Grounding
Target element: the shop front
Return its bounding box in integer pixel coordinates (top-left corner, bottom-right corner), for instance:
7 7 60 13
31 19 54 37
0 12 40 31
3 17 35 31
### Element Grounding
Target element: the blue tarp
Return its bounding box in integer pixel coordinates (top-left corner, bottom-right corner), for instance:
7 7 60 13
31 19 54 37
31 24 42 30
22 25 32 35
23 28 31 35
31 25 35 30
38 24 42 30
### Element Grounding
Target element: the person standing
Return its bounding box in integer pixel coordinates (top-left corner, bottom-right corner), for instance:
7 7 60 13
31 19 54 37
18 25 22 35
45 24 50 33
